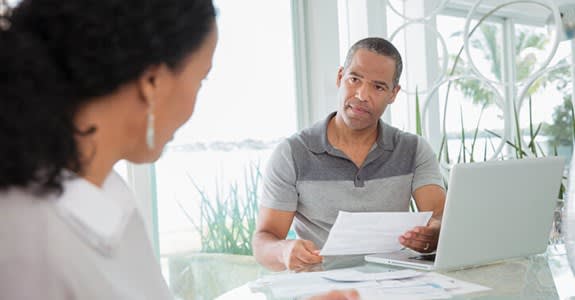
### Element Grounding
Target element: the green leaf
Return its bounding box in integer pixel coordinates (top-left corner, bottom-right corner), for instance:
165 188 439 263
459 105 466 163
415 86 422 137
470 103 486 163
180 164 262 255
512 100 524 158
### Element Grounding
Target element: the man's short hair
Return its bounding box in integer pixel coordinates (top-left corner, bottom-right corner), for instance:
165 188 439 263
343 37 403 87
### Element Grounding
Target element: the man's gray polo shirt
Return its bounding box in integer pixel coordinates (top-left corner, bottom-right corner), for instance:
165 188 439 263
260 112 445 248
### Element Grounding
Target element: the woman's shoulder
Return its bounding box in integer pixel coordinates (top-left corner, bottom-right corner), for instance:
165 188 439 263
0 188 62 254
0 187 58 218
0 189 71 298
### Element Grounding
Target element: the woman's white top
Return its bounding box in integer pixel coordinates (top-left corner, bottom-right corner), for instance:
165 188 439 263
0 171 173 300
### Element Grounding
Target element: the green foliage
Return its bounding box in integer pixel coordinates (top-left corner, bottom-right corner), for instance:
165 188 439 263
542 95 575 147
512 98 525 158
415 86 422 137
440 11 572 162
450 24 550 108
465 103 487 163
411 88 422 213
436 12 572 207
515 29 547 82
178 163 261 255
472 24 502 80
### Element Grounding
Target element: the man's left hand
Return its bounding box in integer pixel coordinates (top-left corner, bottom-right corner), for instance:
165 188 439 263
398 217 441 253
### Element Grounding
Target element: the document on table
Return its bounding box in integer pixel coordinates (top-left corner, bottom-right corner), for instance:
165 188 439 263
249 268 490 299
250 269 380 299
321 269 422 282
319 211 432 256
357 272 491 300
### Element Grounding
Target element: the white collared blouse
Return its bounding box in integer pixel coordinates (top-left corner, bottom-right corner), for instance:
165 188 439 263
0 171 172 300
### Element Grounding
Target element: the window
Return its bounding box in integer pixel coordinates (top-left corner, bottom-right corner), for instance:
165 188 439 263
153 0 297 298
119 1 573 297
514 23 573 159
382 1 574 165
435 14 506 163
432 8 574 164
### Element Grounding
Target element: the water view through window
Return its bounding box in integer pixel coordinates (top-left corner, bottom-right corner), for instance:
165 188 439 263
153 1 297 298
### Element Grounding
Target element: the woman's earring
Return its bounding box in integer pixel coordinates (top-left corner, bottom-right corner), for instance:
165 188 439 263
146 101 155 150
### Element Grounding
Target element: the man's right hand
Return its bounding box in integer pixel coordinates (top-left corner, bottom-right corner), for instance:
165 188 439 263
282 239 323 270
253 207 322 271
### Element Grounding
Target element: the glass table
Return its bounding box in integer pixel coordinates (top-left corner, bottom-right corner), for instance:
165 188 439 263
216 245 575 299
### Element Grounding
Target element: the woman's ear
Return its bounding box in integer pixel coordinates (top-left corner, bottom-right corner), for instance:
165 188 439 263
137 65 161 106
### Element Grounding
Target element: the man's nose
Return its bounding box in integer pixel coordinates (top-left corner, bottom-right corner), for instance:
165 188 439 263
355 83 369 102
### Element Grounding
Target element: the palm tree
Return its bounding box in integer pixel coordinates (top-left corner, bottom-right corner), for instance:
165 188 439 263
448 23 572 152
451 23 554 107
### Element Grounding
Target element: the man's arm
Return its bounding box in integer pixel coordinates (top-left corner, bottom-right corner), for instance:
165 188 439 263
399 184 446 252
252 207 323 271
253 139 323 271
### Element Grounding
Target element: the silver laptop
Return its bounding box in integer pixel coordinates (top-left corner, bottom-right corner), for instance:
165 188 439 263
365 157 565 271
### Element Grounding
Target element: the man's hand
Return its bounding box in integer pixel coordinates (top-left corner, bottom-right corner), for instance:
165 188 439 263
405 184 446 253
307 289 360 300
399 217 441 253
282 239 323 270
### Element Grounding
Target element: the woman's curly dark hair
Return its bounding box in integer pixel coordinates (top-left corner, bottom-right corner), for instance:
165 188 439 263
0 0 216 194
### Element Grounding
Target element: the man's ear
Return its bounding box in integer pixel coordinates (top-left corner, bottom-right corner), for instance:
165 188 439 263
388 84 401 104
336 67 344 88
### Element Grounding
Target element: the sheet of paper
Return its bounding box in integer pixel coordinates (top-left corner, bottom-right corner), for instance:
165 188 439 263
250 269 490 300
358 284 451 300
320 211 433 256
251 270 380 298
321 269 422 282
357 272 491 300
423 272 491 296
358 272 489 300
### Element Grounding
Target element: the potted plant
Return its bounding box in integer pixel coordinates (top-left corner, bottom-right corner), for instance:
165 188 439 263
169 163 266 300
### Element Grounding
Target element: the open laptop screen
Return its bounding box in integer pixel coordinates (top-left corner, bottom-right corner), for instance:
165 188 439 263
366 157 565 271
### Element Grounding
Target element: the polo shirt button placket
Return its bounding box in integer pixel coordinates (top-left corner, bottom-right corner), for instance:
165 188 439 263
354 173 364 187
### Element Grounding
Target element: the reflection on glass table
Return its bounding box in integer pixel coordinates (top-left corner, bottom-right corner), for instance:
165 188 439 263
216 246 575 300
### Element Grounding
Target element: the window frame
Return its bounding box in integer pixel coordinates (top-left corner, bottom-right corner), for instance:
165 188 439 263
124 0 575 256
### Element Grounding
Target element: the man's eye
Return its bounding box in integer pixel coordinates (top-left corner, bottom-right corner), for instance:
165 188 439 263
375 85 385 91
349 77 358 83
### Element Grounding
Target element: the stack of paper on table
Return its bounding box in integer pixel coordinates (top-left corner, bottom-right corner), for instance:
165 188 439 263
249 268 490 299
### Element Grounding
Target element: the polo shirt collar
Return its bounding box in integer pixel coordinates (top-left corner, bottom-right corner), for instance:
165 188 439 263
56 171 136 256
303 111 396 154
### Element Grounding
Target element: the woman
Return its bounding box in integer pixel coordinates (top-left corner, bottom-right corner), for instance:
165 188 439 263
0 0 217 298
0 0 358 299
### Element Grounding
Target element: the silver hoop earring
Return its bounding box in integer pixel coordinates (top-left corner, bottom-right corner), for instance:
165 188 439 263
146 102 155 150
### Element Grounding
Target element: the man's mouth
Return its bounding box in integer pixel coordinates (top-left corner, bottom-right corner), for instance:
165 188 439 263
346 104 370 115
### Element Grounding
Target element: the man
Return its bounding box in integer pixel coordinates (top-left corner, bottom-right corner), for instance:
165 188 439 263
252 37 446 271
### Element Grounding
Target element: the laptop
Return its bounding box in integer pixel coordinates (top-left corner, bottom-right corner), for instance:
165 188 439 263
365 157 565 271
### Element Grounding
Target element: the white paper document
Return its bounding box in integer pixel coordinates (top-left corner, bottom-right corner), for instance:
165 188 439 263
357 272 491 300
249 268 490 299
250 269 380 299
321 269 422 282
320 211 433 256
